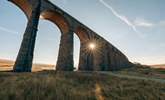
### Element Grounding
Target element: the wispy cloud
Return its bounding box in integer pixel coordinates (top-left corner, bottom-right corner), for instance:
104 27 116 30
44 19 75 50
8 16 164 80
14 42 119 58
134 18 154 27
0 26 19 35
134 19 165 27
99 0 145 38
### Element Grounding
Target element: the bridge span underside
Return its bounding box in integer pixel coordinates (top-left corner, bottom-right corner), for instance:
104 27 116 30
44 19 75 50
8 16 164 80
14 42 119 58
8 0 131 72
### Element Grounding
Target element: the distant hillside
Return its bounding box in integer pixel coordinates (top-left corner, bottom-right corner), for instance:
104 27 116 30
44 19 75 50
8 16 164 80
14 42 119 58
150 64 165 68
0 59 54 71
0 59 13 66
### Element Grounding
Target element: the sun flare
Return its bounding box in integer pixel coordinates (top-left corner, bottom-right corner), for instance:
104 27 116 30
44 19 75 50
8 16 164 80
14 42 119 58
88 43 96 50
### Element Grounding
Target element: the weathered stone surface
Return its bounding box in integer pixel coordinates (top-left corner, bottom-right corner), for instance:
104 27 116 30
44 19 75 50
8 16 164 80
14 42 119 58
78 42 94 71
9 0 132 72
12 0 41 72
56 31 74 71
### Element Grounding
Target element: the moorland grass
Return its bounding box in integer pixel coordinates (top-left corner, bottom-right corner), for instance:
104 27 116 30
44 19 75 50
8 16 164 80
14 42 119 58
0 71 164 100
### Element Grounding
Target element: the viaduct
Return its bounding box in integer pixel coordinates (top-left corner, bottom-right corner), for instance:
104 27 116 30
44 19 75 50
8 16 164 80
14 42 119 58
8 0 131 72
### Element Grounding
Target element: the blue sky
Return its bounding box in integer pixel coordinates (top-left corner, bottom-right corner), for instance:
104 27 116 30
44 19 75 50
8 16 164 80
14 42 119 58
0 0 165 66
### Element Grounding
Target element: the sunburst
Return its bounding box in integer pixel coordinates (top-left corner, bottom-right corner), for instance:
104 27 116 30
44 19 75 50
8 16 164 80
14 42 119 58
81 38 105 57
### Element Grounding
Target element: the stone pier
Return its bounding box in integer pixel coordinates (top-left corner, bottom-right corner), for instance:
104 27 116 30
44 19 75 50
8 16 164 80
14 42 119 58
56 30 74 71
13 0 41 72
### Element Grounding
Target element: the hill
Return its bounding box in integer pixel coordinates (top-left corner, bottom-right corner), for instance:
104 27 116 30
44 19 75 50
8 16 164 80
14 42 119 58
115 64 165 79
151 64 165 68
0 59 54 71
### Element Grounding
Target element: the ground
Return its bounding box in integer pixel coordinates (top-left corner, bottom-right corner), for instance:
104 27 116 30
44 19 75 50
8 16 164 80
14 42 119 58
0 71 164 100
0 59 165 100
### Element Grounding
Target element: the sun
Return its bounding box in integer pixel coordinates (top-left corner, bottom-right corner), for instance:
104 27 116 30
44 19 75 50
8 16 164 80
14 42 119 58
88 42 96 50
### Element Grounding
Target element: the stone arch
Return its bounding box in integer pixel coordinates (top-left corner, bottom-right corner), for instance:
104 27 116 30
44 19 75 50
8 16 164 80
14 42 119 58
74 26 95 70
40 9 98 71
40 10 70 34
40 10 74 71
41 10 92 45
40 10 96 71
8 0 32 19
33 20 61 71
39 10 73 70
75 26 88 42
75 26 90 42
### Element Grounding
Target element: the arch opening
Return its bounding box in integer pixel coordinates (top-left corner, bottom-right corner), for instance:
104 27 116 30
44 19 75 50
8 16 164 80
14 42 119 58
0 0 27 71
75 26 90 43
33 20 61 71
74 33 80 70
40 10 70 34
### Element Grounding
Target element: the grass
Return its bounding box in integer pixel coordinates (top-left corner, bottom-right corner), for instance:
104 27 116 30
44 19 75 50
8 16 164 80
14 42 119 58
0 71 164 100
0 59 165 100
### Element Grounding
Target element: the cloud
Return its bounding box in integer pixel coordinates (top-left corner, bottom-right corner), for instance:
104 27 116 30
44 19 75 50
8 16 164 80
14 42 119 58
134 19 165 27
0 26 19 35
99 0 145 38
134 18 154 27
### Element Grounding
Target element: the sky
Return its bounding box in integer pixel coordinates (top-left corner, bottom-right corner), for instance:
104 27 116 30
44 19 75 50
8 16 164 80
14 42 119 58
0 0 165 67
